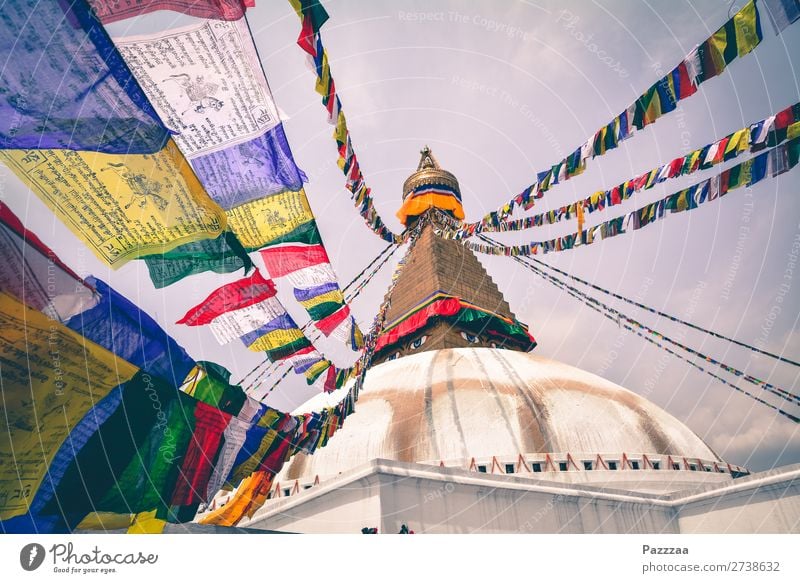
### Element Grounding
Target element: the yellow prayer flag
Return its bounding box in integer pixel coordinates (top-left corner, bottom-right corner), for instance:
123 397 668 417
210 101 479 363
787 122 800 140
708 28 729 73
675 190 690 212
687 149 702 171
127 509 167 534
334 111 348 144
596 126 607 155
739 158 753 187
645 169 659 189
734 1 761 57
243 473 275 519
0 140 226 268
0 293 138 520
287 0 304 18
301 289 345 311
315 50 331 97
643 87 662 126
75 512 134 531
724 128 749 157
247 328 306 353
304 359 330 381
226 189 314 251
199 471 271 527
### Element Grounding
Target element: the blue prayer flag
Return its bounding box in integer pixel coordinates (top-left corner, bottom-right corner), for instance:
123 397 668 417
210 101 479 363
294 282 340 302
240 314 300 347
0 386 125 533
191 125 306 210
65 277 194 386
0 0 169 153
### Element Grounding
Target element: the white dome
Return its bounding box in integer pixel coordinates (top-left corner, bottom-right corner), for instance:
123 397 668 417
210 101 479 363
281 348 722 482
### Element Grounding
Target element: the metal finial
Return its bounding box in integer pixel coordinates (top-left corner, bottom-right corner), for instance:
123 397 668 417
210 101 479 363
417 146 440 171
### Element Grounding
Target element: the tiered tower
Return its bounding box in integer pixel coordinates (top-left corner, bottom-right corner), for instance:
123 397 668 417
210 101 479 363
374 148 535 363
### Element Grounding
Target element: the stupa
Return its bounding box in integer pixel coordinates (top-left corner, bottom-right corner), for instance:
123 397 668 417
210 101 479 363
234 149 799 534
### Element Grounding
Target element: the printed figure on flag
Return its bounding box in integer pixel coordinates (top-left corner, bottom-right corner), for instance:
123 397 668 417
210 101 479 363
101 163 169 211
237 140 267 167
165 74 225 115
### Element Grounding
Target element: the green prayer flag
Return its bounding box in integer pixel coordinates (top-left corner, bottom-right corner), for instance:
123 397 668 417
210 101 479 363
143 231 253 289
99 392 196 513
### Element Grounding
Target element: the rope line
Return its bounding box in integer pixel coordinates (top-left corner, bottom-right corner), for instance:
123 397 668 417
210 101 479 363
526 251 800 368
481 236 800 422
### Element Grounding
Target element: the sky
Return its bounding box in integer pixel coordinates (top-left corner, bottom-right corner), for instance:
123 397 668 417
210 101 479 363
2 0 799 472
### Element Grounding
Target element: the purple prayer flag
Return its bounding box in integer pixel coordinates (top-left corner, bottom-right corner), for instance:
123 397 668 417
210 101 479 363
191 124 307 210
0 0 169 153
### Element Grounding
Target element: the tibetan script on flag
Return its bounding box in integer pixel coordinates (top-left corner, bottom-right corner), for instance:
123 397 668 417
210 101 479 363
226 189 316 250
115 19 280 158
0 141 226 267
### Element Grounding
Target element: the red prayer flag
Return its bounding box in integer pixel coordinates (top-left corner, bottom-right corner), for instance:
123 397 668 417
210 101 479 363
316 305 351 336
297 13 317 56
259 244 330 278
774 105 796 130
675 62 698 99
325 78 337 116
633 172 649 190
258 434 293 475
712 136 730 164
668 157 684 178
719 168 731 195
323 366 337 393
0 202 84 282
87 0 255 24
610 186 622 205
171 402 231 506
0 202 96 318
177 269 277 326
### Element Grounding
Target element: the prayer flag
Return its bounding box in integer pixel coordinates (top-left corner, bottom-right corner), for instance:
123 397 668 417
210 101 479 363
66 277 195 386
205 398 263 500
171 402 231 505
294 283 346 321
672 61 698 99
192 126 306 210
762 0 800 32
245 326 307 354
40 372 173 528
143 230 253 289
88 0 255 24
208 297 287 345
0 141 227 268
0 202 97 322
0 0 168 153
226 190 319 251
99 389 196 513
178 270 277 327
0 293 137 521
259 244 331 279
733 1 763 57
0 385 123 533
113 19 279 161
127 510 167 534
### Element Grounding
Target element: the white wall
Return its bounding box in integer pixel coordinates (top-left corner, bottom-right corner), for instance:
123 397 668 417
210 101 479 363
244 460 800 534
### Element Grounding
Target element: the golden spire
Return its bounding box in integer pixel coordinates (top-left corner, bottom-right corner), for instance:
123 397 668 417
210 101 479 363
417 145 440 171
402 146 461 201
